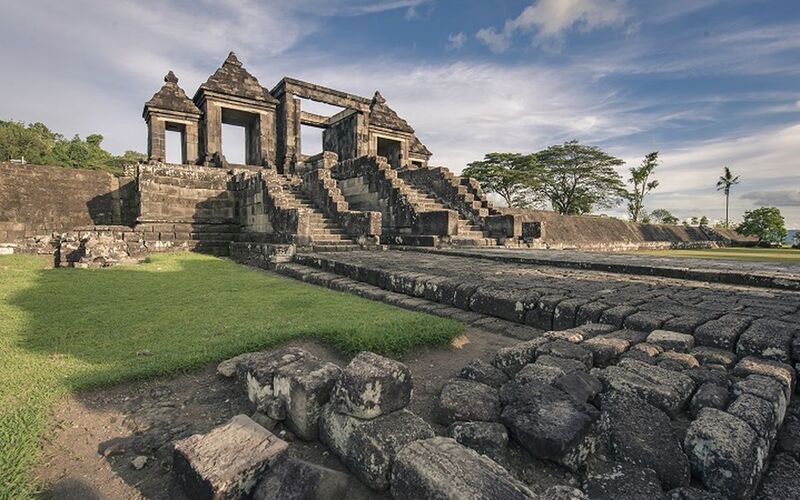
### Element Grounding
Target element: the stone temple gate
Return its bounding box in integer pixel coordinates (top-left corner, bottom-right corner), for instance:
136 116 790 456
143 52 432 172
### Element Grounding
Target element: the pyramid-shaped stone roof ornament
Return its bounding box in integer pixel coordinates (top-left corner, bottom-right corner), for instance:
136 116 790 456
369 90 414 133
196 51 277 104
143 71 201 117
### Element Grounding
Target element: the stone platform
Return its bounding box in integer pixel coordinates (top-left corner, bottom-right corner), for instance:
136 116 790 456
264 249 800 498
406 247 800 291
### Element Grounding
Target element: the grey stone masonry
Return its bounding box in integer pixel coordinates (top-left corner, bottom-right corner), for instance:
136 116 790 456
173 415 288 500
329 351 412 420
390 437 536 500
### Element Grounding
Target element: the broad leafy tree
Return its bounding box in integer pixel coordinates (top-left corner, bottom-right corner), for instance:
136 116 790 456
716 166 740 227
649 208 679 225
0 120 143 174
699 215 709 227
462 152 544 208
737 207 787 246
626 151 660 222
535 140 626 215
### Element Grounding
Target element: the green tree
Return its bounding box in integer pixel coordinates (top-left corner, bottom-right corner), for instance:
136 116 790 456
716 166 740 228
626 151 660 222
535 140 626 215
690 216 699 226
649 208 679 225
699 215 709 227
462 152 544 208
0 120 144 174
737 207 787 246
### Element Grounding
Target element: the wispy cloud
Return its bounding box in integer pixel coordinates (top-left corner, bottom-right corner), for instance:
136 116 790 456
446 32 468 50
477 0 632 53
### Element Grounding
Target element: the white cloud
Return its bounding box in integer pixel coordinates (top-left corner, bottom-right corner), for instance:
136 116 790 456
477 0 631 53
446 32 468 50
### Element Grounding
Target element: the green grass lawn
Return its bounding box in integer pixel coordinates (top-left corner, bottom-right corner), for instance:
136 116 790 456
635 247 800 263
0 253 462 499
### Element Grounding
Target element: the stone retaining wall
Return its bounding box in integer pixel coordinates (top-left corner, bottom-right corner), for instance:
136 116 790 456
0 163 137 245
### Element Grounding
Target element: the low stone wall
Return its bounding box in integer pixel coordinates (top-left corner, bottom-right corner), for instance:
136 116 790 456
494 209 754 250
0 163 137 245
229 240 295 269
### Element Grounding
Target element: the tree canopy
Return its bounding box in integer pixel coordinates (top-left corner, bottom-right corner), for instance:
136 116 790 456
649 208 679 225
625 151 660 222
737 207 787 246
461 152 544 208
0 120 143 175
534 140 626 215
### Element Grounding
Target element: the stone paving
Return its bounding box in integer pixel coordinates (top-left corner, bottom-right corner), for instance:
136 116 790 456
412 247 800 291
257 249 800 498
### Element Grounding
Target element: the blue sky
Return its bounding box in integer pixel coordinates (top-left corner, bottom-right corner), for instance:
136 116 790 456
1 0 798 226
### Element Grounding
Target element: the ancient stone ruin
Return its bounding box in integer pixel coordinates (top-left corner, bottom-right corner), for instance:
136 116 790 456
0 51 753 266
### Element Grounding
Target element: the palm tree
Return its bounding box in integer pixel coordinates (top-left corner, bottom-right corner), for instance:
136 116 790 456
716 167 740 227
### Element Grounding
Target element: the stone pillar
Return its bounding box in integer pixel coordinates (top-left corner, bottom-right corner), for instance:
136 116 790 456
147 118 166 162
258 111 276 167
185 121 200 165
203 101 222 160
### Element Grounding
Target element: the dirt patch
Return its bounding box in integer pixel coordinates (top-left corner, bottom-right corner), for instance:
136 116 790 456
35 327 520 499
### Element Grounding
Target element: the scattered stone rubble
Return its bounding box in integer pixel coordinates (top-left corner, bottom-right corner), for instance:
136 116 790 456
178 314 800 499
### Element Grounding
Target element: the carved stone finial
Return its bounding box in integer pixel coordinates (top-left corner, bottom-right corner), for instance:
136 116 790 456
372 91 386 105
164 71 179 84
224 51 242 67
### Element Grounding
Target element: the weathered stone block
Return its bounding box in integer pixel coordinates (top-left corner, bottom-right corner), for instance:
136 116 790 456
733 356 796 399
595 359 695 415
600 393 690 489
469 287 527 323
690 382 729 417
494 337 548 376
733 375 787 426
525 295 567 331
658 351 700 369
458 359 509 388
691 346 737 369
583 461 665 500
727 393 780 442
574 301 610 326
390 437 536 500
684 408 767 500
736 319 796 364
647 330 694 353
554 371 602 403
318 405 434 491
500 382 600 471
329 351 411 420
599 305 638 328
271 360 339 440
236 348 309 410
435 378 501 424
624 311 673 332
582 336 629 365
173 415 288 500
552 298 590 331
536 340 593 369
515 362 565 386
447 421 509 458
252 458 349 500
694 314 752 350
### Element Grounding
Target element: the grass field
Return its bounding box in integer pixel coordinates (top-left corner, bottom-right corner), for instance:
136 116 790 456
0 253 462 499
635 247 800 263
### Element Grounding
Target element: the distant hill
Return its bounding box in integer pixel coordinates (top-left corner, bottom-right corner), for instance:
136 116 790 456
789 229 798 245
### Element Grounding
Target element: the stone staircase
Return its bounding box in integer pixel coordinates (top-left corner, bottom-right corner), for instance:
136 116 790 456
402 184 497 247
278 178 361 251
